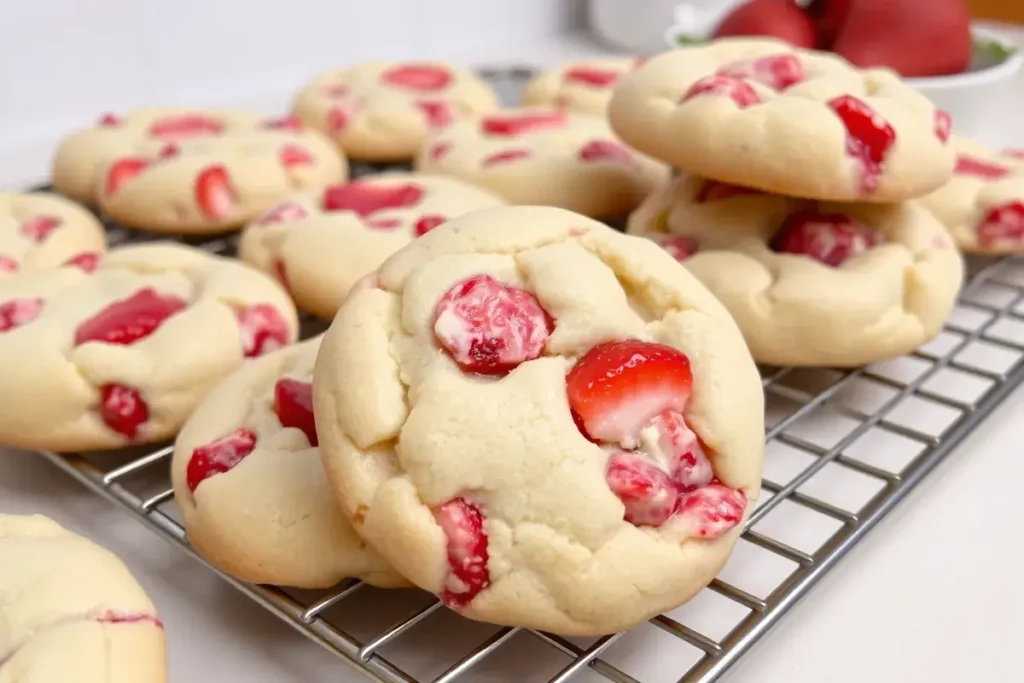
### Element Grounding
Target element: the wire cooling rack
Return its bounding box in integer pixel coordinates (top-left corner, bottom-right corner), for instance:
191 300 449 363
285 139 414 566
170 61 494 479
29 66 1024 683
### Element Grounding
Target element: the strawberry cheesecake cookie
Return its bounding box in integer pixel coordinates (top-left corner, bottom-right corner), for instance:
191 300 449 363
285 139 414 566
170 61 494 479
628 175 963 367
919 136 1024 255
52 108 345 234
239 172 507 318
522 58 639 115
414 107 669 218
292 62 500 162
172 337 405 588
0 514 165 682
314 206 764 635
609 38 954 202
0 191 106 279
0 243 298 453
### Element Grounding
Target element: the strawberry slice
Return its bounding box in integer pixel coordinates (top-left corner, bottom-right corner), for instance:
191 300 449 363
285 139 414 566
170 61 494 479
563 66 620 87
63 252 102 273
675 484 746 539
653 235 699 262
605 450 683 526
97 112 122 127
682 76 760 108
99 384 149 439
934 110 952 143
327 106 353 134
74 288 188 346
279 144 314 168
0 297 44 334
828 95 896 195
381 64 453 91
717 54 805 91
771 211 879 267
157 143 180 159
954 155 1010 180
186 428 258 492
105 158 150 196
322 182 424 216
19 215 62 243
578 139 635 167
148 114 224 138
0 255 17 274
195 165 238 220
414 214 446 237
481 111 568 136
256 201 309 226
427 141 452 162
416 100 455 129
566 340 693 447
273 378 317 446
481 149 532 167
236 304 290 357
977 201 1024 248
433 497 490 608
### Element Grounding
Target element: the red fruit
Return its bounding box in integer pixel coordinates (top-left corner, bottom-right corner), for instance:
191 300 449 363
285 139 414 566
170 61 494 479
771 211 879 266
0 298 44 333
697 180 763 202
236 304 290 358
0 254 16 273
327 106 353 134
416 100 455 129
323 182 424 216
279 144 314 168
828 95 895 195
648 411 713 490
256 201 309 226
263 115 303 131
578 139 635 167
148 114 224 138
566 340 693 447
681 76 761 108
954 156 1011 180
433 274 552 376
433 498 490 608
157 143 180 159
105 158 149 196
96 611 163 628
19 215 62 243
676 484 746 539
186 428 258 492
99 384 149 439
713 0 817 48
427 141 452 162
481 111 568 137
381 64 453 91
274 378 317 446
481 149 532 167
414 214 447 237
63 252 102 273
654 235 699 262
97 112 122 127
195 165 238 220
605 450 683 526
809 0 852 48
1005 149 1024 160
977 202 1024 249
563 66 620 87
74 288 188 346
935 110 952 143
717 54 805 91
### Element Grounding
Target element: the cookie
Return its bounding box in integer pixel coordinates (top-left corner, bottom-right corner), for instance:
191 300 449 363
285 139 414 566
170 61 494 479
292 62 501 162
0 514 165 682
0 191 106 278
171 337 406 589
239 172 507 318
627 175 963 367
314 205 764 636
609 38 954 202
0 243 298 452
918 136 1024 255
414 107 669 218
52 108 345 234
522 58 639 115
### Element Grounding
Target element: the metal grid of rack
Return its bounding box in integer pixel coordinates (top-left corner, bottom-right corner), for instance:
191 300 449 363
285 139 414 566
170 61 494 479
26 66 1024 683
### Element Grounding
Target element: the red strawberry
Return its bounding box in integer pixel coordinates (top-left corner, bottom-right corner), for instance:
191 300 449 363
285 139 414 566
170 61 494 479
236 304 290 357
74 288 188 346
322 182 423 215
808 0 852 48
99 384 149 439
481 149 532 167
0 255 17 274
63 252 102 273
186 428 258 492
682 76 761 108
195 165 238 220
19 215 62 243
279 144 314 168
713 0 817 48
481 111 568 137
273 378 317 446
148 114 224 138
433 498 490 608
0 297 44 334
105 158 150 196
954 156 1011 180
416 101 455 129
97 112 123 127
414 214 447 237
563 66 620 87
381 64 453 91
578 140 635 167
566 340 693 447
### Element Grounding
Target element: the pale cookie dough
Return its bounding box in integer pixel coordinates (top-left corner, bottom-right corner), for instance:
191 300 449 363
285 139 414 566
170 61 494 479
609 38 954 202
627 174 963 367
52 107 345 234
314 205 764 636
0 192 106 279
171 337 406 589
0 514 166 683
414 107 669 218
239 172 507 318
918 136 1024 255
292 62 501 162
0 243 298 453
522 58 640 116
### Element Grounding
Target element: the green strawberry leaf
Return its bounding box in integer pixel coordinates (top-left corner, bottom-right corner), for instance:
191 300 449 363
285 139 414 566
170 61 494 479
973 36 1017 70
674 34 707 47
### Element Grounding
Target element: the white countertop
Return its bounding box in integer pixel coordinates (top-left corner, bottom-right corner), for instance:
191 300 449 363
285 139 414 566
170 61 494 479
3 27 1024 683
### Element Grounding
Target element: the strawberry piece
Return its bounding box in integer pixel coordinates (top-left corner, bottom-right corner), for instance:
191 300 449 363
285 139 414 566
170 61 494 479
646 411 713 491
263 115 303 131
273 378 317 446
954 155 1010 180
433 498 490 608
654 235 699 262
481 111 568 136
433 274 552 376
63 252 102 273
105 158 150 196
99 384 149 439
563 66 620 87
19 215 62 243
416 100 455 129
280 144 314 168
256 201 309 226
186 428 258 492
578 140 635 167
482 149 532 167
605 450 683 526
681 75 760 108
327 106 353 134
0 255 17 274
697 180 762 202
236 304 289 357
157 143 180 159
977 202 1024 248
194 165 238 220
828 95 896 195
96 611 163 628
676 484 746 539
0 297 44 333
148 114 224 138
566 340 693 447
1005 149 1024 160
323 182 424 216
934 110 952 143
74 288 188 346
97 112 122 127
717 54 805 90
771 211 879 267
428 141 452 162
414 214 447 237
381 64 453 91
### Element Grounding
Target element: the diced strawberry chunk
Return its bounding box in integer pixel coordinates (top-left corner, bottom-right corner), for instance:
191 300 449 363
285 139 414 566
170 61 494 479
186 428 258 492
148 114 224 138
681 75 760 108
427 141 452 162
280 144 314 168
0 254 17 273
717 54 805 90
105 158 150 196
977 201 1024 248
934 110 952 143
97 112 122 127
63 252 102 273
327 106 353 134
414 214 447 237
274 378 317 446
416 100 455 129
696 180 762 202
433 274 552 376
675 484 746 539
578 139 635 167
0 297 44 333
74 288 188 346
954 155 1010 180
323 182 424 215
195 165 238 220
434 498 490 608
236 304 290 357
256 201 309 226
157 143 180 159
381 64 453 91
828 95 896 195
605 450 683 526
19 215 62 243
481 111 568 136
482 149 532 167
99 384 149 439
263 115 304 131
654 235 699 262
563 66 620 87
644 411 713 491
566 340 693 447
771 211 879 267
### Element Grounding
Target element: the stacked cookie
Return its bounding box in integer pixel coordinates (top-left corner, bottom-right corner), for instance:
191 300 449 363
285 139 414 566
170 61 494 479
614 38 965 367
